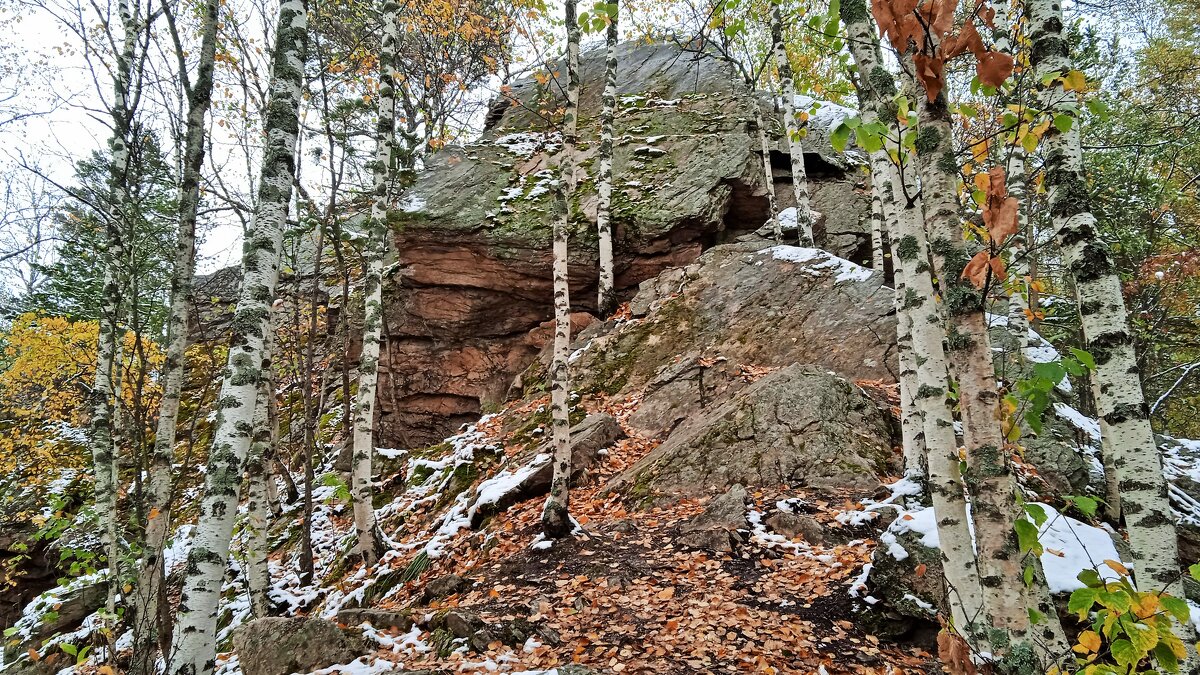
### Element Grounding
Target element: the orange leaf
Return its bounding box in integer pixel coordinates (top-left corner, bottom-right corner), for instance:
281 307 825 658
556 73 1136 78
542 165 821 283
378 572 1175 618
976 50 1014 88
656 587 676 600
913 53 945 102
962 250 991 289
1078 630 1101 653
915 563 928 577
1103 559 1130 576
984 197 1019 244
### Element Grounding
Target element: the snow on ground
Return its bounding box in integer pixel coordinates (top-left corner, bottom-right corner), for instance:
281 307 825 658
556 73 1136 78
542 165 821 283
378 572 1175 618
1026 503 1125 593
764 246 875 284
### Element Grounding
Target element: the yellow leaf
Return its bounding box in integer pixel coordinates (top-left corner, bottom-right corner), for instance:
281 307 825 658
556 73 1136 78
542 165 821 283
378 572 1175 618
1063 70 1088 92
1104 559 1130 576
1078 630 1101 653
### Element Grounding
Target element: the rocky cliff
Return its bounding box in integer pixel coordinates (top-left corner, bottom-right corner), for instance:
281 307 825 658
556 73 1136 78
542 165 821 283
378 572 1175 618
378 42 872 447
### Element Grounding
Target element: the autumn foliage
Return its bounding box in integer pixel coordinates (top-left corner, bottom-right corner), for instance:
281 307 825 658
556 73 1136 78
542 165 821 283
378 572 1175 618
0 313 163 485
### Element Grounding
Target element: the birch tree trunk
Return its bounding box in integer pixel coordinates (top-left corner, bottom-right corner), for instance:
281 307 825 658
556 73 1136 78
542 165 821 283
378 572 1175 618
542 0 580 539
1028 0 1193 619
168 0 307 671
244 375 273 619
350 0 400 566
1005 144 1033 348
769 1 815 246
911 64 1068 664
91 0 140 624
755 105 780 243
595 4 618 316
870 184 886 272
838 0 983 639
131 0 219 669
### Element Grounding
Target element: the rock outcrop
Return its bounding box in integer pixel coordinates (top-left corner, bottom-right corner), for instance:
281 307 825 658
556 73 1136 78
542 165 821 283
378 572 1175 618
607 365 898 503
378 42 871 447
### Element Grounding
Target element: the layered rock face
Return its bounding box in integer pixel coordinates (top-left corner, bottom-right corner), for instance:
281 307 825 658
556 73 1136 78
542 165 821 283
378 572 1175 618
381 42 871 447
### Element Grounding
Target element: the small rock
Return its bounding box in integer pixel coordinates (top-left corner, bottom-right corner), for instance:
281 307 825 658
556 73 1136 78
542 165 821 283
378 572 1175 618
233 617 368 675
420 574 472 604
763 511 825 544
678 485 750 552
335 607 415 632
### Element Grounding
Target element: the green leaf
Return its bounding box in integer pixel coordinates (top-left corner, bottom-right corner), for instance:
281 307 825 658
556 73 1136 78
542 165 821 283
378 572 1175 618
843 116 861 129
1023 564 1035 586
1022 502 1049 527
858 131 883 153
1068 495 1099 518
1125 619 1159 656
1078 568 1104 588
1086 98 1110 120
1189 562 1200 581
1053 113 1074 133
1021 132 1039 153
1154 642 1182 672
60 644 77 657
1068 587 1100 619
3 627 16 637
1002 111 1019 128
830 123 852 152
959 103 977 118
1032 361 1067 384
1110 638 1138 668
1070 347 1096 370
1027 608 1044 625
1161 595 1191 623
1097 590 1132 614
1014 518 1042 554
1062 358 1085 377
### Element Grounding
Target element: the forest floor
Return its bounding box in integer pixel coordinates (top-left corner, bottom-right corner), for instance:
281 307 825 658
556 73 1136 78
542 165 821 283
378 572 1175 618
265 392 942 675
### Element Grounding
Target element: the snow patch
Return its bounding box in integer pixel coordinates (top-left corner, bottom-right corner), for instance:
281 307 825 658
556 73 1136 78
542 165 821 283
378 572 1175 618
764 246 875 284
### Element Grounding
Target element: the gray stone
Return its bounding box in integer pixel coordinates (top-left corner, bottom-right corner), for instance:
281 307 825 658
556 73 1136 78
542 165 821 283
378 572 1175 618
336 607 416 632
420 574 472 604
678 485 750 552
763 511 826 544
233 617 368 675
567 241 897 406
607 365 898 503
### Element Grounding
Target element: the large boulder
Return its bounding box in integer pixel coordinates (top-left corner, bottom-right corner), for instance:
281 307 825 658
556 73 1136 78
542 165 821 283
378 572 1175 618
232 617 369 675
606 365 898 503
377 41 871 447
559 241 897 414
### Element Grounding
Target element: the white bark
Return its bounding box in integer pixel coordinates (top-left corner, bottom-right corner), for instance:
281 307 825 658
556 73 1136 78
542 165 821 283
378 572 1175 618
838 0 983 639
542 0 579 538
351 0 400 566
168 1 307 671
91 0 140 625
595 5 618 315
131 0 218 669
755 105 780 242
769 2 815 246
244 375 272 619
1029 0 1194 625
912 71 1068 661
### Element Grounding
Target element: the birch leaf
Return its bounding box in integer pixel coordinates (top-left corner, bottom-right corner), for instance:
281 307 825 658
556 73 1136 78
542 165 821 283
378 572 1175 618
961 250 990 289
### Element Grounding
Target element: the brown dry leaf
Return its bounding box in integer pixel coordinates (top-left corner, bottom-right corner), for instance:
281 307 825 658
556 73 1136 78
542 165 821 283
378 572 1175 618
962 250 991 289
656 587 676 600
986 166 1008 201
915 563 928 577
976 50 1014 88
988 255 1007 283
913 53 945 101
937 630 979 675
1104 559 1130 576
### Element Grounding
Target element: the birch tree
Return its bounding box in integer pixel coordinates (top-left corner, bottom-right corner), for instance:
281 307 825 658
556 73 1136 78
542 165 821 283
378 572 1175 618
769 0 815 245
349 0 401 566
89 0 145 620
168 0 308 670
1028 0 1195 619
841 0 983 642
244 375 273 619
860 0 1071 659
130 0 219 668
542 0 580 539
595 1 619 315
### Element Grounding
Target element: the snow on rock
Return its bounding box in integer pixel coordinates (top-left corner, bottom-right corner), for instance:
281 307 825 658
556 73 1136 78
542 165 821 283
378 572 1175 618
1160 435 1200 527
398 195 426 213
792 94 856 129
764 246 875 284
1052 403 1101 442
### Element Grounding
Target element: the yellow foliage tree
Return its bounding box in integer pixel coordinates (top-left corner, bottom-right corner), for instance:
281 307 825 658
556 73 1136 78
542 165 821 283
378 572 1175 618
0 313 164 485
